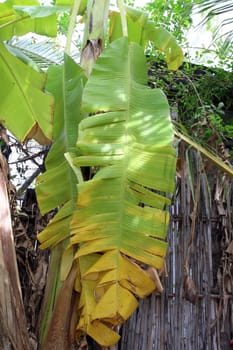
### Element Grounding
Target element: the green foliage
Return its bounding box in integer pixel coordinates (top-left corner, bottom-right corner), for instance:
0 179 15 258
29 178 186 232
57 10 70 34
134 0 233 71
0 41 54 144
37 55 84 242
142 0 196 44
180 67 233 133
148 58 233 160
0 2 57 40
191 104 227 139
0 1 59 144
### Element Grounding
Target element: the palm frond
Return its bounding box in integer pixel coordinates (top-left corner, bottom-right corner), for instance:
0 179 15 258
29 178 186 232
196 0 233 53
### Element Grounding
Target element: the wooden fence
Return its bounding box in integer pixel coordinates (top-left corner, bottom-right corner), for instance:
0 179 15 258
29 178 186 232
120 146 233 350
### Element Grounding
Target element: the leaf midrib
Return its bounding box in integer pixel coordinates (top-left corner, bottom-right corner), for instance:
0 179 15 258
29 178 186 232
118 42 132 254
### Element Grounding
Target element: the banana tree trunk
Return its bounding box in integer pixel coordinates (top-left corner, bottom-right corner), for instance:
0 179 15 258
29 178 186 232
0 154 30 350
80 0 110 76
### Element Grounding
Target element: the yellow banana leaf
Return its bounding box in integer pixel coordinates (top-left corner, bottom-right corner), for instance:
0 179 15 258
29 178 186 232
77 254 122 346
70 37 176 345
83 250 156 298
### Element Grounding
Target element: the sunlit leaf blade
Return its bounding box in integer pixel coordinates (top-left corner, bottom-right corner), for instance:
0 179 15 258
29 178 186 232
0 3 18 25
36 55 84 249
71 37 176 345
0 3 56 40
0 42 53 144
109 6 183 70
55 0 74 4
14 5 68 18
36 57 83 212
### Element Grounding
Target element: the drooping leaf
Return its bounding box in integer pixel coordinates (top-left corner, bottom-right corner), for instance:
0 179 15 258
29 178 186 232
175 129 233 177
75 254 120 345
0 42 53 144
36 55 84 347
83 250 156 298
109 5 183 70
36 55 84 247
146 23 184 70
70 37 176 345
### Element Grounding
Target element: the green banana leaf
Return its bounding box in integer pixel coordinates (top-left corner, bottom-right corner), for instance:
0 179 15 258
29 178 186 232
55 0 74 4
0 42 53 144
36 55 84 344
70 37 176 346
109 6 183 70
13 5 68 18
36 55 84 247
0 2 56 40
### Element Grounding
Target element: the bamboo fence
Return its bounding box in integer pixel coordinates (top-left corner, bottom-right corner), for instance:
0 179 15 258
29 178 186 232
120 146 233 350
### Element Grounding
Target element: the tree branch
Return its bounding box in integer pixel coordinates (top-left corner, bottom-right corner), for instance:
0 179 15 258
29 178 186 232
17 167 42 196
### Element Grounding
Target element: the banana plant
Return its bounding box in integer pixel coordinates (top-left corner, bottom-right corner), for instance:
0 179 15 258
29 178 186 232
37 1 180 347
0 0 193 348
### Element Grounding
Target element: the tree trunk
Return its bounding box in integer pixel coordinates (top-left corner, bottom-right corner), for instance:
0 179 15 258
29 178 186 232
0 153 30 350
